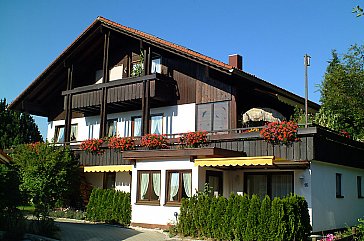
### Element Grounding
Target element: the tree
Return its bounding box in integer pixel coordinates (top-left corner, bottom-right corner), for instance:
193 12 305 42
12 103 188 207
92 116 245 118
11 142 80 218
316 45 364 141
0 98 42 149
353 5 363 17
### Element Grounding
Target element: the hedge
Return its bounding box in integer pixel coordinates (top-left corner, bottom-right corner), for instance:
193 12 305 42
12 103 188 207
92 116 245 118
177 193 311 241
86 188 131 226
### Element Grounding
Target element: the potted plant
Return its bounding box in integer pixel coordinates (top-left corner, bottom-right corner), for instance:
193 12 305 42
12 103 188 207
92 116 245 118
108 136 135 152
141 134 169 149
260 121 300 146
80 138 104 154
179 131 208 148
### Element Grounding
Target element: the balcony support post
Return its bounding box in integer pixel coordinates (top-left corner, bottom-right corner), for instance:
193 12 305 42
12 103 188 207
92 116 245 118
99 30 110 138
64 64 73 145
141 47 151 136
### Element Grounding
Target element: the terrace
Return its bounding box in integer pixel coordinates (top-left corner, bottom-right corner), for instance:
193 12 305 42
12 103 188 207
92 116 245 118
71 125 364 169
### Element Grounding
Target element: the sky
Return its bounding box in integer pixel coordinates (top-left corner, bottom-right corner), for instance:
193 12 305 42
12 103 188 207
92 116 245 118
0 0 363 139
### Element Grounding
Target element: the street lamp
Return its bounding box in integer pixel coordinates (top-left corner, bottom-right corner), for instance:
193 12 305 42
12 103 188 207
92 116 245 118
304 54 311 128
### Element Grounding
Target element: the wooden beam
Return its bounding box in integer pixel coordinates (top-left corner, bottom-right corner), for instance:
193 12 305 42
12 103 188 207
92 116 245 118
64 65 73 144
99 31 110 138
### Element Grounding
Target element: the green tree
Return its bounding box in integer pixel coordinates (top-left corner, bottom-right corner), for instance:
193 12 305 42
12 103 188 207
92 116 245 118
11 142 80 218
0 98 42 149
317 45 364 141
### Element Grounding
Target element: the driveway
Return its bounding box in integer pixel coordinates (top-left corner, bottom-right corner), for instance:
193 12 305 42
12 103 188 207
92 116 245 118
56 219 176 241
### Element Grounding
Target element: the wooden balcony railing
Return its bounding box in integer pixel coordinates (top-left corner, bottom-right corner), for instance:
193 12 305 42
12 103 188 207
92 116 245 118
68 125 364 168
62 73 176 113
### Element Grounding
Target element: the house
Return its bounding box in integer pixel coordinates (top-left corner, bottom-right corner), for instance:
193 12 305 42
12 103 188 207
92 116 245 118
9 16 364 232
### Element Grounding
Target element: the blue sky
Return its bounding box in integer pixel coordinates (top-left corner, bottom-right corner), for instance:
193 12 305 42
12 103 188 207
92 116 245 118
0 0 363 139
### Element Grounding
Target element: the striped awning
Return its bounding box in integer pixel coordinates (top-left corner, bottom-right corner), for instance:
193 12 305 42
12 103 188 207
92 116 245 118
194 156 309 169
83 165 133 173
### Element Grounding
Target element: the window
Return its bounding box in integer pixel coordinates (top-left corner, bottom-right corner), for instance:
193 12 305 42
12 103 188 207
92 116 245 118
245 172 293 198
54 126 65 143
151 115 163 134
70 124 78 142
206 171 223 196
107 119 118 137
197 101 229 131
358 176 363 198
132 117 142 137
336 173 344 198
166 170 192 204
137 171 161 203
103 172 116 189
151 57 161 74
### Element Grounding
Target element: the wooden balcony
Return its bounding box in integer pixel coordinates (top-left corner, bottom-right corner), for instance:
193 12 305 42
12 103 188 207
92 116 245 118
62 73 176 113
72 125 364 169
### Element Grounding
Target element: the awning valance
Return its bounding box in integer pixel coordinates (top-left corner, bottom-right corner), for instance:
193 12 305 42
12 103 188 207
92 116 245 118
84 165 133 173
195 156 274 167
194 156 309 169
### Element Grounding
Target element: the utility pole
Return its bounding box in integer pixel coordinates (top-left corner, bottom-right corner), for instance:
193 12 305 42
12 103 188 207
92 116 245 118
304 54 311 128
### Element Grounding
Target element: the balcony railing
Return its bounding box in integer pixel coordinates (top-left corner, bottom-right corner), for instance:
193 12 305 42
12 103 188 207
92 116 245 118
62 73 176 113
69 125 364 168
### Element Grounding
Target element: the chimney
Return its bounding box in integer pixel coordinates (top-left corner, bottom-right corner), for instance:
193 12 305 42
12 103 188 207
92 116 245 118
229 54 243 70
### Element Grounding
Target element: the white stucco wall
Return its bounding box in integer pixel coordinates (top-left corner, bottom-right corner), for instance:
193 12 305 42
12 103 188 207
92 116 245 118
115 172 131 192
131 158 198 226
47 103 196 141
311 160 364 232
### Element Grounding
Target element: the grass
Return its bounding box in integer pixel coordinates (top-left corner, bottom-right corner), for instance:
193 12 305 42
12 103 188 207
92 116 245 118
17 205 35 216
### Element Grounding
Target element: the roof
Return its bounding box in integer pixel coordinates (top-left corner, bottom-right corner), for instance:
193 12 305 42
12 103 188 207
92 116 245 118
9 16 320 113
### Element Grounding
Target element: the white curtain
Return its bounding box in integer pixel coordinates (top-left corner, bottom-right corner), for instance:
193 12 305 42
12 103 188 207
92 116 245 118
152 173 161 199
140 173 149 200
134 118 142 136
56 127 65 143
272 174 292 198
151 58 161 73
169 173 179 201
183 172 192 198
70 125 78 141
151 116 162 134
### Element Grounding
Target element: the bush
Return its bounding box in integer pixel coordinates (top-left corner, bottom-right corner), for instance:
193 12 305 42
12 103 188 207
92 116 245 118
176 193 311 241
49 208 86 220
86 188 131 226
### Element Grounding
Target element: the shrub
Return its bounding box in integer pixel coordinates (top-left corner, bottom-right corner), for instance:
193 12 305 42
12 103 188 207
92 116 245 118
141 134 169 149
179 131 208 148
80 138 104 154
108 136 135 151
86 188 131 226
260 121 300 146
176 193 311 241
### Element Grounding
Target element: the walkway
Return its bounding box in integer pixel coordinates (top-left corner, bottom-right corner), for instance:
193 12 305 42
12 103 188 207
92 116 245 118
56 219 177 241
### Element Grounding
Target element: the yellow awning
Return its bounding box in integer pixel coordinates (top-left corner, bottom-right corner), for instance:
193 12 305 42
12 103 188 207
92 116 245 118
194 156 275 167
84 165 133 173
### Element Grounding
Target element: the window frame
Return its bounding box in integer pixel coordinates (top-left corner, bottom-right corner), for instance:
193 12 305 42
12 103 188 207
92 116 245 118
131 116 142 137
106 119 118 137
150 113 164 135
136 170 161 205
165 170 192 206
54 124 78 143
244 172 294 198
357 176 363 198
151 55 162 74
336 173 344 198
196 101 230 132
